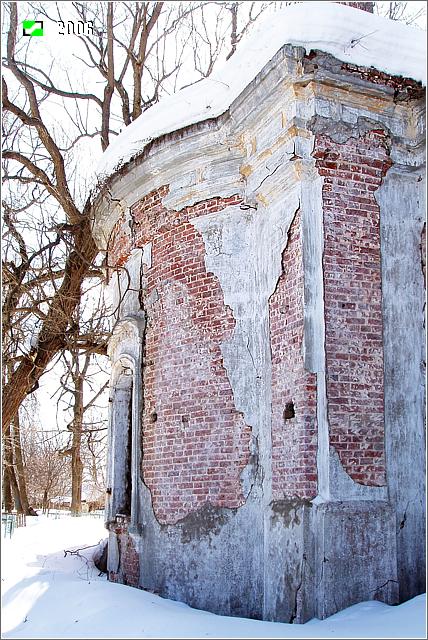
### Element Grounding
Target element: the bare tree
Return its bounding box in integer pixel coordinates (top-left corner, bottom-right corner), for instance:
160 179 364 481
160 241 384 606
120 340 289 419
22 423 71 512
2 1 275 430
375 1 426 26
55 303 109 516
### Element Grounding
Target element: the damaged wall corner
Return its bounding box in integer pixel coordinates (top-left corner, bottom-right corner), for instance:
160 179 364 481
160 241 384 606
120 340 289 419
92 18 426 625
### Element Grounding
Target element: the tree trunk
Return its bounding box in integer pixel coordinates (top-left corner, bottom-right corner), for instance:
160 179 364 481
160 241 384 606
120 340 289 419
2 218 98 434
3 468 13 512
12 412 31 515
9 464 23 512
3 426 14 512
42 489 48 513
132 61 143 120
71 373 84 515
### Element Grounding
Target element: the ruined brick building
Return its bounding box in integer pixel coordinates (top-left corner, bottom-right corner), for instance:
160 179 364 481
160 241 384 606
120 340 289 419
92 2 426 623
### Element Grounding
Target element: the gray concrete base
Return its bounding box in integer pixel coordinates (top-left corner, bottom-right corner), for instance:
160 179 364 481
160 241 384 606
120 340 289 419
311 500 399 620
111 494 399 623
264 500 315 623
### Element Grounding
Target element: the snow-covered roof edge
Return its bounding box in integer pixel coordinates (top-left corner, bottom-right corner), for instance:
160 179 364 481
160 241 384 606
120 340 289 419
96 1 426 182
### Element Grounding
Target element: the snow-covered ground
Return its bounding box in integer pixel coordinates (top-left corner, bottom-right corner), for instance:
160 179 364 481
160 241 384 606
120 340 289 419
1 515 426 639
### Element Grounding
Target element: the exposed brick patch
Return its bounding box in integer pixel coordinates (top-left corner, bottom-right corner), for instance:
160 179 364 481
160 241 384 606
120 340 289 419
314 130 391 485
336 2 374 12
120 534 140 587
108 214 131 269
108 521 140 587
109 188 252 525
269 209 318 500
340 64 424 99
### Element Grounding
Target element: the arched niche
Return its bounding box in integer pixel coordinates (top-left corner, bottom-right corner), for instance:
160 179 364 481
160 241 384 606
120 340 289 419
106 317 144 533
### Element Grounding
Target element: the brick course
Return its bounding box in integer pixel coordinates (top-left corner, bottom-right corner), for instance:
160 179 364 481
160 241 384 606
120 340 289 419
314 130 391 485
269 209 318 500
108 214 131 269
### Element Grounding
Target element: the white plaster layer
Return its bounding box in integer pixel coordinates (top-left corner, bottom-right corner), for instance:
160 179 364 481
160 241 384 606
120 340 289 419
110 248 144 324
377 165 426 600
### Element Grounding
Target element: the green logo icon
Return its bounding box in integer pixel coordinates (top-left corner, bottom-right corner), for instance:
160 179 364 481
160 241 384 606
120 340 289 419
23 20 44 36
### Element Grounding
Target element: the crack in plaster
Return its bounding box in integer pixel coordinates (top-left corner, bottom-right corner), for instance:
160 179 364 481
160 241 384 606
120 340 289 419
192 195 300 510
289 559 305 624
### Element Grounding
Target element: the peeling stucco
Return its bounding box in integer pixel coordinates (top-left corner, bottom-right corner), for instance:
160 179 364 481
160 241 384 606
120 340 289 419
94 41 425 623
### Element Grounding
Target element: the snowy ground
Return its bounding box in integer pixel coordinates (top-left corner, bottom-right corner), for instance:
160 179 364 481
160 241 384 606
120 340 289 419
1 515 426 639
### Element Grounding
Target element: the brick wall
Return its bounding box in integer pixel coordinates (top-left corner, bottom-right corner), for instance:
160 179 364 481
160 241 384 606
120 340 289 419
108 189 252 525
314 130 391 485
107 132 391 507
269 209 318 500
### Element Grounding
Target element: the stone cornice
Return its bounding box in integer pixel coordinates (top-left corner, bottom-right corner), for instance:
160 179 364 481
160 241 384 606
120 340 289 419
92 43 425 251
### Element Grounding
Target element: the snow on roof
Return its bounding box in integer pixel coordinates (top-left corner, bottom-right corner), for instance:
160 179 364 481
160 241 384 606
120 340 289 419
96 1 426 182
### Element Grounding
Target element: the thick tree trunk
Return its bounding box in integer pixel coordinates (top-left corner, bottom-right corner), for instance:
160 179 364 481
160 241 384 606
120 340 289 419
12 413 31 515
3 468 13 512
2 218 98 433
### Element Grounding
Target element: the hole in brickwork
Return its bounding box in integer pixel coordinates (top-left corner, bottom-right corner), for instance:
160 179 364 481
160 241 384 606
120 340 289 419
283 402 295 421
150 412 157 423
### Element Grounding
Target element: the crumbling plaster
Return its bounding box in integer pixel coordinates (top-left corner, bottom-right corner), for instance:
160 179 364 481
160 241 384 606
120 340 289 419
93 42 425 621
377 165 426 600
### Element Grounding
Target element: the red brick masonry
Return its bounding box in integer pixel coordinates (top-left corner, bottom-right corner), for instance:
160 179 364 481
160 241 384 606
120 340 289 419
109 521 140 587
109 190 251 524
108 130 391 517
269 208 318 500
314 130 391 485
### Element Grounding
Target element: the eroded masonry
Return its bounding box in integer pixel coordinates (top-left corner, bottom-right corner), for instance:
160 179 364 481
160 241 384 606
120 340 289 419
92 31 426 623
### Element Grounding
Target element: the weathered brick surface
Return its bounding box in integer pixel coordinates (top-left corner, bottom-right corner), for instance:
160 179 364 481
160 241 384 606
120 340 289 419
314 130 391 485
120 534 140 587
108 214 131 269
269 209 318 500
108 188 251 525
337 2 374 12
109 521 140 587
107 132 391 513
